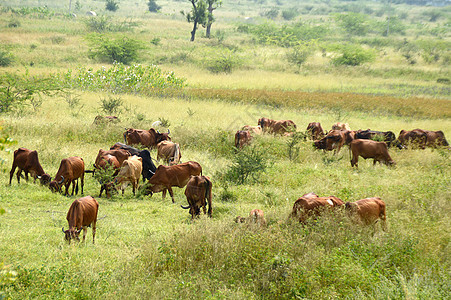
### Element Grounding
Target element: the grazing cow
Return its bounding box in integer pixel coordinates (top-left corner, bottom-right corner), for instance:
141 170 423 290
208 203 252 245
101 155 143 197
290 193 344 224
399 129 449 149
332 122 351 131
241 125 262 135
157 141 182 165
94 149 130 174
49 156 85 196
62 196 99 244
350 139 395 168
235 130 252 149
306 122 325 140
181 175 212 219
356 129 398 148
123 127 171 149
258 117 297 135
93 115 120 125
110 143 157 181
314 130 347 154
235 209 266 227
9 148 51 185
140 161 202 203
345 197 387 232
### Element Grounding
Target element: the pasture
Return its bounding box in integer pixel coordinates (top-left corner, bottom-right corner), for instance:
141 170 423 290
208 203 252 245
0 0 450 298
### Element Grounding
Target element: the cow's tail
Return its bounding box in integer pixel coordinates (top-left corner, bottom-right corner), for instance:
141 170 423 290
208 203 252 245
181 204 190 209
174 143 180 164
205 177 212 217
123 129 128 144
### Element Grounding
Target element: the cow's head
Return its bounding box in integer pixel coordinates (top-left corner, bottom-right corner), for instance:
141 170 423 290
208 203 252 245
138 183 154 196
62 227 82 243
38 174 52 185
49 176 64 193
155 129 171 144
234 216 246 223
258 118 268 129
313 139 326 150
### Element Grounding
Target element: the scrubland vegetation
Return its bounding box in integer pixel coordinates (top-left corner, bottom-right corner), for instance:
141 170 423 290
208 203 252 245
0 0 450 299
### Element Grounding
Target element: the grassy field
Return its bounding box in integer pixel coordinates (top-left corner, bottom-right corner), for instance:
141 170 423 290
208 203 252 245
0 0 450 299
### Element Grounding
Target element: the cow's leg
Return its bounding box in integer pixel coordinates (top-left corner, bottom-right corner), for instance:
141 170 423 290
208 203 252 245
92 221 96 244
24 171 29 182
82 226 87 242
162 189 167 199
351 154 358 168
81 175 84 195
10 164 17 184
168 187 175 203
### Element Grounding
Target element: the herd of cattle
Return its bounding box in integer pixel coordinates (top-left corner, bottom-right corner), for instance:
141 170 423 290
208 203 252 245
8 116 448 243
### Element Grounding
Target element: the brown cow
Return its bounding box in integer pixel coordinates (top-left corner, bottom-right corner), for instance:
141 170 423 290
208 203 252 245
102 155 143 197
290 193 344 224
123 127 171 149
332 122 351 131
93 115 120 125
241 125 262 135
94 149 130 173
181 175 212 219
235 209 267 227
9 148 51 185
157 141 182 165
62 196 99 244
314 130 347 154
306 122 325 140
140 161 202 203
258 117 297 135
49 156 85 196
350 139 395 168
235 130 252 149
399 129 448 149
345 197 387 232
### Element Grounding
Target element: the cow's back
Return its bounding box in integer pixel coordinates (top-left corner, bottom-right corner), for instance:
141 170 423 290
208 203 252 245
67 196 99 228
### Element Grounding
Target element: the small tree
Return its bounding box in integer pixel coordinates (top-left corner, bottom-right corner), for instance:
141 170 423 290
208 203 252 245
87 35 144 64
205 0 221 38
105 0 119 12
182 0 207 41
331 44 376 66
147 0 161 12
334 12 369 36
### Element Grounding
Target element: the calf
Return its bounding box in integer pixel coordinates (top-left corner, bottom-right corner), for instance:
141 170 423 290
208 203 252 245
9 148 51 185
101 155 143 197
350 139 395 168
157 141 182 165
241 125 262 135
235 209 267 227
110 142 157 181
345 197 387 232
140 161 202 203
258 117 297 135
181 175 212 219
235 130 252 149
49 156 85 196
62 196 99 244
290 193 344 224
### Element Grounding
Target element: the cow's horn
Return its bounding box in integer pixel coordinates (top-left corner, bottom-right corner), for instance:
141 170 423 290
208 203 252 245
180 205 190 209
167 129 170 134
37 175 41 179
62 227 65 233
58 176 64 184
77 228 82 233
148 169 155 175
157 130 160 134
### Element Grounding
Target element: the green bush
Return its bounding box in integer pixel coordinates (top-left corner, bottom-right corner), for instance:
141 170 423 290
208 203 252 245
333 12 370 36
84 16 137 33
223 145 270 184
281 8 298 21
87 34 144 64
330 44 376 66
99 96 123 114
205 49 242 74
261 7 279 20
105 0 119 12
0 50 13 67
286 43 315 68
147 0 161 12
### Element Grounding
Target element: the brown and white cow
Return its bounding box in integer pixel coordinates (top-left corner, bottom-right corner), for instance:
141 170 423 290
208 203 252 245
306 122 325 140
181 175 212 219
235 209 267 227
345 197 387 232
101 155 143 197
314 130 347 154
241 125 262 135
258 117 296 135
9 148 51 185
290 193 344 224
157 141 182 165
123 127 171 149
235 130 252 149
49 156 85 196
140 161 202 203
332 122 351 131
62 196 99 244
350 139 395 168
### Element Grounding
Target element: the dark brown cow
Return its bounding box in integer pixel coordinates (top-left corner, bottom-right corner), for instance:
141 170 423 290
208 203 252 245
235 209 267 227
350 139 395 168
424 130 449 148
49 156 85 196
258 117 296 135
181 175 212 219
314 130 347 154
306 122 325 140
157 141 182 165
399 129 449 149
123 127 171 149
356 129 397 148
140 161 202 203
62 196 99 244
9 148 51 185
234 130 252 149
345 197 387 232
290 193 344 224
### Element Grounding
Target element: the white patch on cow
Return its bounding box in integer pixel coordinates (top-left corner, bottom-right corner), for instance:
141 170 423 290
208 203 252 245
327 199 334 206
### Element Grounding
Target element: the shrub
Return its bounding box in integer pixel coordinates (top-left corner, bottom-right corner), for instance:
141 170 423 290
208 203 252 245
281 8 298 21
286 42 314 68
330 44 376 66
223 145 270 184
147 0 161 12
84 16 137 33
99 96 123 114
205 49 242 74
7 19 20 27
87 34 145 64
261 7 279 20
333 12 370 36
0 50 13 67
105 0 119 12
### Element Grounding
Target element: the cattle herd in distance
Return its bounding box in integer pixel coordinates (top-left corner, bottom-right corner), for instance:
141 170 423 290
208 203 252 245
8 116 449 243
